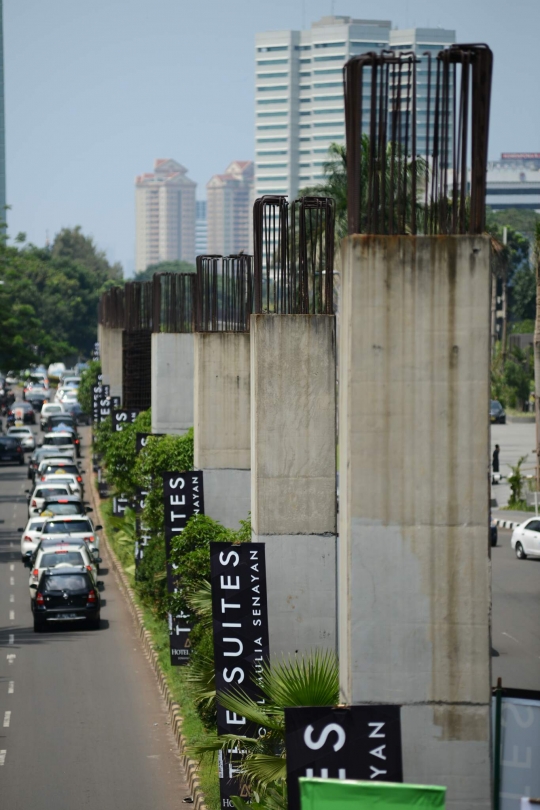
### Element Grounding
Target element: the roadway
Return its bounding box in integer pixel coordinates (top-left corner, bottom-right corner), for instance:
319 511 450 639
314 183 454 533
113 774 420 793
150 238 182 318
492 528 540 691
0 423 190 809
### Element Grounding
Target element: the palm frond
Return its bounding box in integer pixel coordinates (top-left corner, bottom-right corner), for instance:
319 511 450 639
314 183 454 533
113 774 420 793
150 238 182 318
185 579 213 629
217 689 284 733
261 649 339 708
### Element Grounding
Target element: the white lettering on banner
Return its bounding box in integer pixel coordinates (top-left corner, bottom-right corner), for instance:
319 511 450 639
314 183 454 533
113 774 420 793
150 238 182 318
223 667 244 684
221 576 240 590
223 638 243 657
226 711 246 726
370 766 388 778
304 724 346 752
306 768 346 779
221 599 240 613
368 722 386 738
370 745 386 760
219 550 239 567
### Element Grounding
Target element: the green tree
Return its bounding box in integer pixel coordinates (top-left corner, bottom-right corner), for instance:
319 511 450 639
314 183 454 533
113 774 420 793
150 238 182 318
78 360 101 414
51 226 123 281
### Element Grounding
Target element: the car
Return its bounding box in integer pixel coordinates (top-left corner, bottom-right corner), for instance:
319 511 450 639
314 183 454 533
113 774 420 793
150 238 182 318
29 543 100 602
47 362 66 380
490 400 506 424
5 371 18 385
27 483 72 516
62 376 81 389
42 431 76 453
24 385 50 409
7 400 36 425
490 517 497 547
39 515 102 557
41 494 90 518
18 516 47 561
511 518 540 559
39 460 82 489
47 421 81 456
32 567 101 631
40 402 65 430
62 400 91 425
41 471 82 498
29 447 76 481
45 411 76 430
0 436 25 464
7 426 36 452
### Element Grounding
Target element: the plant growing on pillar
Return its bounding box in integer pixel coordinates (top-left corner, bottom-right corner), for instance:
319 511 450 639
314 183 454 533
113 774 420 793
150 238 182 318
191 651 339 807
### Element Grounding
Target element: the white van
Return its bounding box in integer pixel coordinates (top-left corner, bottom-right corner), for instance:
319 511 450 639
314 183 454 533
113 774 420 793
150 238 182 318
40 402 65 430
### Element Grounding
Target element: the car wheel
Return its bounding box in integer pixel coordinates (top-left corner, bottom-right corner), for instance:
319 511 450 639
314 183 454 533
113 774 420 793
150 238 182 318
515 542 527 560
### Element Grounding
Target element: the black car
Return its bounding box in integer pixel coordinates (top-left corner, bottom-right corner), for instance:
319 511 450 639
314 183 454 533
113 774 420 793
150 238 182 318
490 400 506 424
33 567 101 631
7 401 36 425
0 436 24 464
41 495 90 517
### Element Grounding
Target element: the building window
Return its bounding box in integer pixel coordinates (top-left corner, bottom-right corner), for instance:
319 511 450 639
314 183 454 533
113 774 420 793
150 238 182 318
300 71 311 77
300 111 311 116
313 95 343 101
313 41 346 48
313 68 342 75
257 124 288 130
257 45 289 52
258 163 288 168
257 72 289 79
313 108 344 115
257 98 288 105
313 81 342 88
256 137 288 143
257 84 288 92
313 55 345 62
257 111 288 117
257 59 289 65
300 58 312 64
313 134 344 140
256 149 289 155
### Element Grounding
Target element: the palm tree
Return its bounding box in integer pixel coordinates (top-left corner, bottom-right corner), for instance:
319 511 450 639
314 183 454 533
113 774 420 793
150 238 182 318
190 649 339 809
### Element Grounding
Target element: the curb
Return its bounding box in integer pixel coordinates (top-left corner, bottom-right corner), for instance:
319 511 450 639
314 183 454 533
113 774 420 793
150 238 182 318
493 518 520 530
89 465 208 810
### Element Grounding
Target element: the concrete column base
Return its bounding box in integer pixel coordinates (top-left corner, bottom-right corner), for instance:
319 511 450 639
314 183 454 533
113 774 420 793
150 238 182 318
100 326 123 400
201 468 250 531
151 332 194 434
253 533 336 657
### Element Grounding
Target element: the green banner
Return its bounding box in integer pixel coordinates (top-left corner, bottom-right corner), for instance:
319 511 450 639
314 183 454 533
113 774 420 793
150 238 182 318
300 778 446 809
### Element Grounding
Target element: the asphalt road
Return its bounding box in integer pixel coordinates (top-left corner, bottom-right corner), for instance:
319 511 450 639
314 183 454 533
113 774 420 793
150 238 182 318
492 528 540 691
0 422 190 809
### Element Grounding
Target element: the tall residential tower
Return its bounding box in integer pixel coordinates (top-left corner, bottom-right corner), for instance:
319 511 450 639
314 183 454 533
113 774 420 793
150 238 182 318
135 159 196 273
255 16 455 199
207 160 254 256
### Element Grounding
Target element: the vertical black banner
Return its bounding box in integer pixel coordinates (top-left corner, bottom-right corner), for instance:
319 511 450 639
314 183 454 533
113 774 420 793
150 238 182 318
136 432 164 454
99 385 111 422
92 342 100 361
92 385 102 424
210 542 270 807
112 408 140 432
162 471 204 666
284 705 403 810
110 395 121 409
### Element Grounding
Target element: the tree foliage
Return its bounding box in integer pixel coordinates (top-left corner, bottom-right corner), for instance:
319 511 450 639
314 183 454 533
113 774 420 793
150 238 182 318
0 227 122 369
78 360 101 414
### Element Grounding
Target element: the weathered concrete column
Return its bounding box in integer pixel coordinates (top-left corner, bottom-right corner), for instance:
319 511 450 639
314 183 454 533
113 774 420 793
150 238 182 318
100 325 123 400
339 235 491 808
251 314 336 656
194 333 250 529
151 332 193 434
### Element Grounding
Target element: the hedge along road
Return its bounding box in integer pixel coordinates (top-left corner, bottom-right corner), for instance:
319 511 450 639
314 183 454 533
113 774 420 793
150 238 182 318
0 423 190 809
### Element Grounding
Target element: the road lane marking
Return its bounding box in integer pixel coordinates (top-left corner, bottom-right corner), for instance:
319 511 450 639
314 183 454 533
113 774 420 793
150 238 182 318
3 712 10 727
9 594 14 603
6 654 15 664
9 541 12 547
10 577 14 586
502 631 520 644
8 682 14 694
8 634 14 645
0 750 6 766
9 564 14 571
9 611 14 621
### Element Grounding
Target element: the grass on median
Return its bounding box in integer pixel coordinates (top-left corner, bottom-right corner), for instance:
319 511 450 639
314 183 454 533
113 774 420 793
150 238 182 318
100 499 221 810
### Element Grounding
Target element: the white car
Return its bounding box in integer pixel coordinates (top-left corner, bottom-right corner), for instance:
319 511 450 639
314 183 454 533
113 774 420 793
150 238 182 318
62 377 81 389
19 516 47 562
7 426 36 452
27 482 71 517
6 371 18 385
40 402 65 429
41 472 82 498
511 519 540 559
29 542 99 601
47 362 66 379
40 515 101 557
42 431 76 453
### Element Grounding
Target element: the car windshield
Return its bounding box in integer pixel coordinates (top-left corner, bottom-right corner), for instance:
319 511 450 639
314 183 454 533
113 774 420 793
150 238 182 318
43 464 78 476
42 520 92 534
44 406 62 413
0 438 19 446
28 520 45 531
44 436 74 446
42 503 82 516
40 551 84 567
9 429 30 435
35 488 68 498
43 574 88 592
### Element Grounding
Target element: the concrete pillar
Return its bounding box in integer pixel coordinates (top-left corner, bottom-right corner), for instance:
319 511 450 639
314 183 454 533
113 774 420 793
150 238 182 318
100 325 123 399
251 314 336 657
339 235 491 808
151 332 194 434
194 333 250 530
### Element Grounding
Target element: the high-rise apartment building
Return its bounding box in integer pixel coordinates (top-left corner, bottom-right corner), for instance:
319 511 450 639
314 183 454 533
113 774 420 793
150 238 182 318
207 161 254 256
255 16 455 199
196 200 208 256
135 159 196 273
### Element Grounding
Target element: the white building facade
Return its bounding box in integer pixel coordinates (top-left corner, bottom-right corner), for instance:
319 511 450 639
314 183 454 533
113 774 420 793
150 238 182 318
255 16 455 199
135 159 197 273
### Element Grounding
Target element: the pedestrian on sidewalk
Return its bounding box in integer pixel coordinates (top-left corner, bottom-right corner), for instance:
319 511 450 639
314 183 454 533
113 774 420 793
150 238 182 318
493 444 500 474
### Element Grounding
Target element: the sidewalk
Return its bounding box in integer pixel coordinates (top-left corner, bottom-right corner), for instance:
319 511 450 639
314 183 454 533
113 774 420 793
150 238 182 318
492 509 534 530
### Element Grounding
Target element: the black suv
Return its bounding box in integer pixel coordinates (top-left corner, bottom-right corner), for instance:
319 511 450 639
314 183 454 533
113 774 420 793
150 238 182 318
33 567 101 631
0 436 24 464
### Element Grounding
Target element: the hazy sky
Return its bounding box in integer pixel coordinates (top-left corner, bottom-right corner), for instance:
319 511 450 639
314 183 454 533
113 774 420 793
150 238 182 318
5 0 539 275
